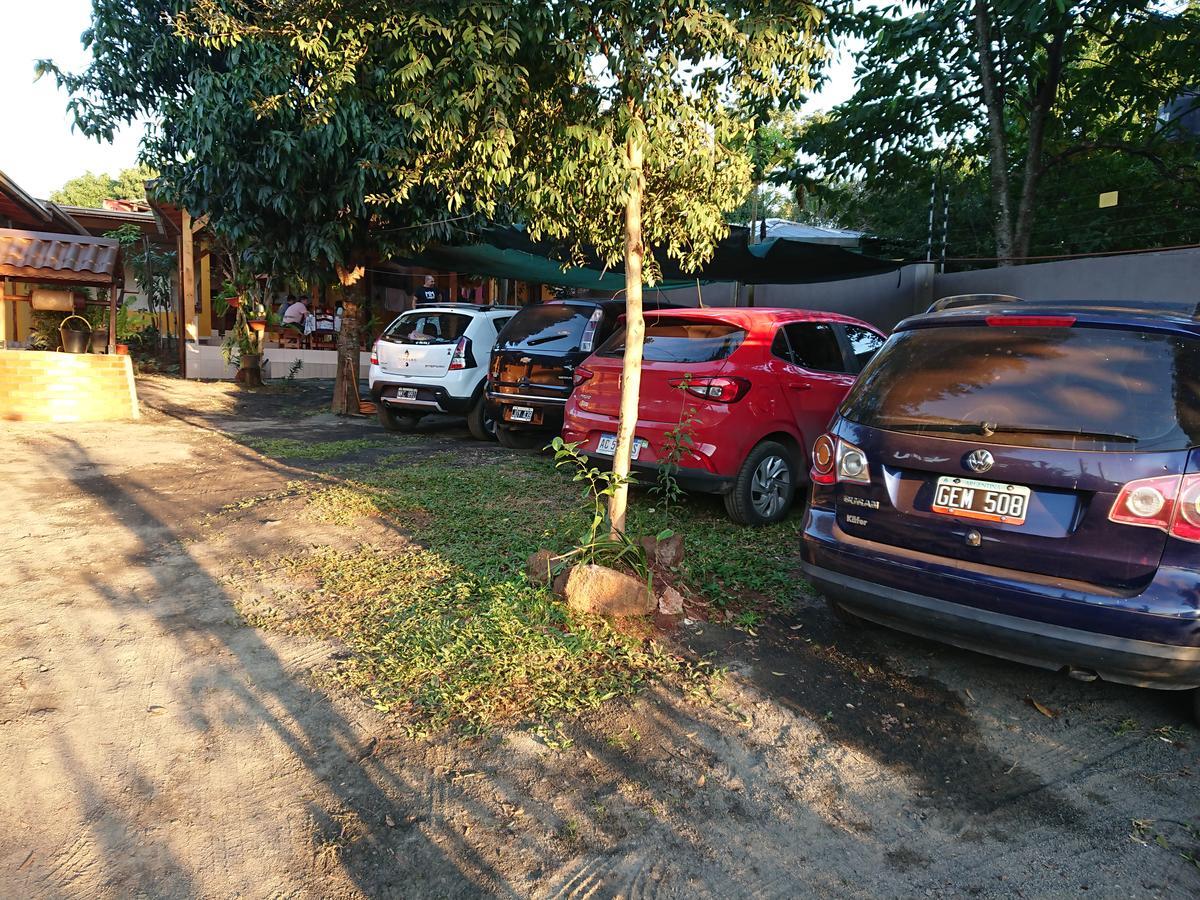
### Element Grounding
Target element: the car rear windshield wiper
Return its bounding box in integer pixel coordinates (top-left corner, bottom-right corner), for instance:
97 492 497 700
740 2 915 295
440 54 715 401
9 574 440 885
879 417 1138 443
878 417 985 434
981 425 1139 443
521 332 573 347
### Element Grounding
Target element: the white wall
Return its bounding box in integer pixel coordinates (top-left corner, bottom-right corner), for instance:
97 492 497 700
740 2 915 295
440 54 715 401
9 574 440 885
933 247 1200 305
186 343 371 381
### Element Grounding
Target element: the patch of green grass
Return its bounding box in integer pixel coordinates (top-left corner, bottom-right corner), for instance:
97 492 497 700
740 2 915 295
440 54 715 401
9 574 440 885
1114 717 1139 736
234 447 806 734
625 495 807 609
235 435 400 460
310 452 807 607
282 543 691 735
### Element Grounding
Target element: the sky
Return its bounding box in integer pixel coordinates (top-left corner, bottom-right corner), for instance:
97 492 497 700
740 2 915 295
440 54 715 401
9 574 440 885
0 0 858 201
1 0 145 198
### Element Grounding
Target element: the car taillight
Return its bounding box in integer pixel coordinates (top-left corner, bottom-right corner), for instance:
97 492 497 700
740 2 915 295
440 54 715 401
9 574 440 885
670 376 750 402
811 433 836 484
449 336 471 370
1171 475 1200 543
1109 474 1181 534
579 307 604 353
369 341 379 366
835 438 870 484
573 365 594 387
985 315 1076 327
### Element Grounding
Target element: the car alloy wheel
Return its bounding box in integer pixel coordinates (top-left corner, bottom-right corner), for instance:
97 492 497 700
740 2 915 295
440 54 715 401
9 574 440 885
750 454 792 520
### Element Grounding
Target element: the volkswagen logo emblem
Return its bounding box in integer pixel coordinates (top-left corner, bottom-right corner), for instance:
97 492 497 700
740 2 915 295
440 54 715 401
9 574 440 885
966 449 994 474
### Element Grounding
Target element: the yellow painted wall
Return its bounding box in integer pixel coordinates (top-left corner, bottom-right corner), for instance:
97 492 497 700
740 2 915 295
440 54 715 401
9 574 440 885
15 295 31 340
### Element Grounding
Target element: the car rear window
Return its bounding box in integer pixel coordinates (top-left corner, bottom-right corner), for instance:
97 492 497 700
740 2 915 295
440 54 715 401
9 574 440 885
842 324 1200 451
598 319 746 363
496 305 592 352
383 311 471 345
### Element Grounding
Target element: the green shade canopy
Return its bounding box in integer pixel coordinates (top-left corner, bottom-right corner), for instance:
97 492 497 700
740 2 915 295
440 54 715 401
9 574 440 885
394 226 899 288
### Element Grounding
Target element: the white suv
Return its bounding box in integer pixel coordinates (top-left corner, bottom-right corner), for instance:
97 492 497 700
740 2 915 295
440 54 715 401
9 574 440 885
369 304 518 440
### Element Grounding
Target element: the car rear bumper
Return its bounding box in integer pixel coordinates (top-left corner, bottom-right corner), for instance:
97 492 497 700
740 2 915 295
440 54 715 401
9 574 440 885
802 561 1200 689
370 378 475 415
802 509 1200 689
486 391 567 432
580 453 733 495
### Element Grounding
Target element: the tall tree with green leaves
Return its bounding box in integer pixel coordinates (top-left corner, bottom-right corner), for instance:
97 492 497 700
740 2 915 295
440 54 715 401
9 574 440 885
49 164 157 208
41 1 507 412
801 1 1199 263
186 0 827 534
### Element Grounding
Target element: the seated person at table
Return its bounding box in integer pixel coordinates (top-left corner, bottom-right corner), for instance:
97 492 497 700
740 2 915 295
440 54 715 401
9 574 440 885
281 295 308 330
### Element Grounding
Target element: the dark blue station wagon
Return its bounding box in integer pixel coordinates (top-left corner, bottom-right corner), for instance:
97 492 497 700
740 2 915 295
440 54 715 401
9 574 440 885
801 298 1200 721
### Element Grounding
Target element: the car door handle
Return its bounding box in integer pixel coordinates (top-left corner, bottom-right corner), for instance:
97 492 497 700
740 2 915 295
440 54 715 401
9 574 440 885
788 383 812 392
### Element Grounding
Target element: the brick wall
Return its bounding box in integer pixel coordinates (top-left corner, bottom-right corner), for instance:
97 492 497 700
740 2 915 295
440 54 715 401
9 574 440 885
0 350 140 423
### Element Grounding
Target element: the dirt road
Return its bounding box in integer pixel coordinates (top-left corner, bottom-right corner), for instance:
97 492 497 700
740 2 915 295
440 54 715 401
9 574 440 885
1 378 1197 898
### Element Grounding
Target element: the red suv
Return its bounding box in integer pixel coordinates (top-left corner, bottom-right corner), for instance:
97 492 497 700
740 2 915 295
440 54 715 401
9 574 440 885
562 308 886 524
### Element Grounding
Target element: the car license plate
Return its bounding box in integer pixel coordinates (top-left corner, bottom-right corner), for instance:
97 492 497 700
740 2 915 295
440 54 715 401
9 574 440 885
932 476 1030 525
395 387 418 401
596 433 647 460
509 405 534 423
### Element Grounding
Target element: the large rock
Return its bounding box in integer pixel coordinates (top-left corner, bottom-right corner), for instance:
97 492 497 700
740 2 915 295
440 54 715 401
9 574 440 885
640 533 684 568
657 585 685 616
565 564 656 617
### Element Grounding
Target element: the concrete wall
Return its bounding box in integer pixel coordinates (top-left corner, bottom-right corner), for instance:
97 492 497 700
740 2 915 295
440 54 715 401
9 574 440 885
185 342 371 381
0 350 139 422
933 247 1200 304
649 247 1199 332
653 264 935 331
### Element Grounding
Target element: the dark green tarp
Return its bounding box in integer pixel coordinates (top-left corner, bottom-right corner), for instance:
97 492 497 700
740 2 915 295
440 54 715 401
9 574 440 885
396 226 899 289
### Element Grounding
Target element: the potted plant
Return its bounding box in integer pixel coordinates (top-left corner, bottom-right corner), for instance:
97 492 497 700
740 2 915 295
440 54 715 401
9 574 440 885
221 305 265 386
114 297 137 354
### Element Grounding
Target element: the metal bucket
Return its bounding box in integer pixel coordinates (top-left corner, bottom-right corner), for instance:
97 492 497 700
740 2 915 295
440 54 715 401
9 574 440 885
60 315 93 354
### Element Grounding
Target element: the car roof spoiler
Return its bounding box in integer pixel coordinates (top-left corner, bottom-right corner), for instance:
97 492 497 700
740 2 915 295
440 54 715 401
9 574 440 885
927 293 1023 313
927 294 1200 321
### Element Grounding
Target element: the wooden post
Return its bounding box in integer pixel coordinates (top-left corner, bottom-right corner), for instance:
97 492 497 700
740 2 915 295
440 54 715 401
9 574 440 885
179 210 195 376
108 274 118 354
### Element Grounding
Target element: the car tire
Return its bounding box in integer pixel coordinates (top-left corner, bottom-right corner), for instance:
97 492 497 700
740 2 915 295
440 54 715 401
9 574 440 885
466 395 495 441
825 595 867 628
495 423 546 450
723 440 797 525
1192 688 1200 727
377 404 420 433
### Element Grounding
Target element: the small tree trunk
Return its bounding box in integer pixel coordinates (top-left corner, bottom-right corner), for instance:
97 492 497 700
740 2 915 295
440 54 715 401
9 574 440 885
973 0 1015 264
332 265 365 415
1011 27 1068 263
607 133 646 540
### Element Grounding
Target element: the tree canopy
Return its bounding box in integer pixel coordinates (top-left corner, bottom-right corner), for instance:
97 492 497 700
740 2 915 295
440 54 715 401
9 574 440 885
49 0 827 529
799 0 1200 262
49 164 157 208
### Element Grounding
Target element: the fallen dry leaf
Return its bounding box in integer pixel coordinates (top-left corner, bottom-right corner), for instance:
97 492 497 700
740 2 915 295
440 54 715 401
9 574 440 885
1025 696 1058 718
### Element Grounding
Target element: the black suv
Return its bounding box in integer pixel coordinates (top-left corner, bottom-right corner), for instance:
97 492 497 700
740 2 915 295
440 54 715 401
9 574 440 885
487 299 674 448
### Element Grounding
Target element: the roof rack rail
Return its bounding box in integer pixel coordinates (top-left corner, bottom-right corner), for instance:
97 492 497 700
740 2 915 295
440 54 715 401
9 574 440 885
928 293 1023 313
413 301 522 311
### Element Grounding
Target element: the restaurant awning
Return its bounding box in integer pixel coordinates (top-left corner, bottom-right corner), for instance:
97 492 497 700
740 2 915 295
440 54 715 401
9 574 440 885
0 228 123 287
